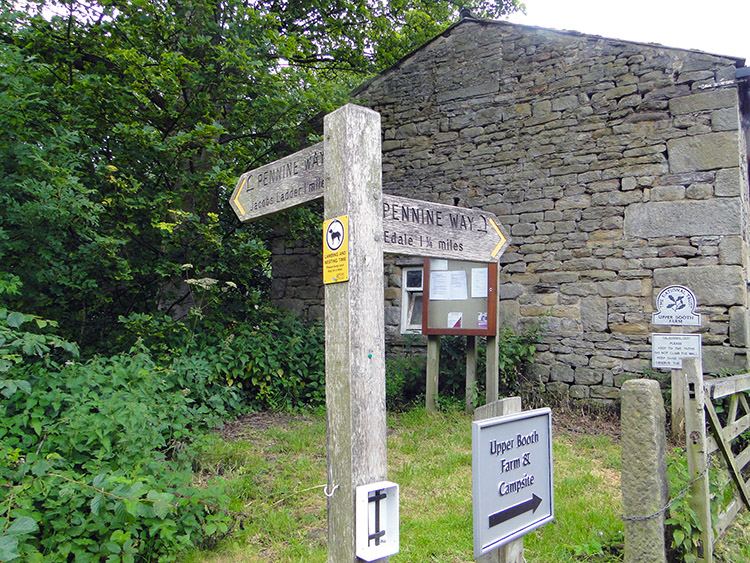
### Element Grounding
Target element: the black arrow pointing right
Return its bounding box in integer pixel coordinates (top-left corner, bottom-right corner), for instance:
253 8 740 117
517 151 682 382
488 494 543 528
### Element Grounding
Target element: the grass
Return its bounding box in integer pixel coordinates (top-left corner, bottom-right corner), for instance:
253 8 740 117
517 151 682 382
185 415 328 562
715 510 750 562
182 406 750 562
182 406 627 562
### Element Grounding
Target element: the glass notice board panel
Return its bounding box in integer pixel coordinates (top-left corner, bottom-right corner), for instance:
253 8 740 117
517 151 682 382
422 259 497 336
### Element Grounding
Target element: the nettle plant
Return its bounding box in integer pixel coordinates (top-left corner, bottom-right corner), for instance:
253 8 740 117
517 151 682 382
0 275 80 398
0 346 241 562
666 448 733 563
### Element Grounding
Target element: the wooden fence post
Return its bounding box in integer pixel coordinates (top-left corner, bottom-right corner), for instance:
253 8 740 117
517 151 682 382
671 326 686 443
683 357 713 563
323 104 387 562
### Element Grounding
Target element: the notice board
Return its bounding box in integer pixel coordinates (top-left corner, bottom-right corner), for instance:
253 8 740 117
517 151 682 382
422 259 497 336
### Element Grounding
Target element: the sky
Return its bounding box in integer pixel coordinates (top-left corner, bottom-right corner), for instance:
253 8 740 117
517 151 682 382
505 0 750 65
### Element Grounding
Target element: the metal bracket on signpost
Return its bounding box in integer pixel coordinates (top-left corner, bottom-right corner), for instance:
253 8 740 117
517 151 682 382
368 489 386 546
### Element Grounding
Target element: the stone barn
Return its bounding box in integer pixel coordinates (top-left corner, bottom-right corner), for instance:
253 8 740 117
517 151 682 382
270 15 750 402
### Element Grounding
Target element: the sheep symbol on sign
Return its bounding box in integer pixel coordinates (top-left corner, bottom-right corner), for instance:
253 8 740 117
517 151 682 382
326 219 345 251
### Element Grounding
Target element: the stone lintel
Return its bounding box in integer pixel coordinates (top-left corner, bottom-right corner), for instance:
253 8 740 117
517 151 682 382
624 199 741 238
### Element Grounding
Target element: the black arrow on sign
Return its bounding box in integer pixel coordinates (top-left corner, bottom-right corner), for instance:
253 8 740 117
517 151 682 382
488 494 543 529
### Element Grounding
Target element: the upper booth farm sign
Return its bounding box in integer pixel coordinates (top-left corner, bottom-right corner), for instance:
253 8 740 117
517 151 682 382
229 145 509 263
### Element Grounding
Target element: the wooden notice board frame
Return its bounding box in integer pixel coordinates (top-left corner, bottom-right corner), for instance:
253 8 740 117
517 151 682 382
422 259 497 336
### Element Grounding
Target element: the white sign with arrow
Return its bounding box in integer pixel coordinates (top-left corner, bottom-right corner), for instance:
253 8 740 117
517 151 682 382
472 408 554 557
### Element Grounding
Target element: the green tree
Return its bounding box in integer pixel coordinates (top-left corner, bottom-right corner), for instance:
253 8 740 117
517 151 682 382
0 0 519 351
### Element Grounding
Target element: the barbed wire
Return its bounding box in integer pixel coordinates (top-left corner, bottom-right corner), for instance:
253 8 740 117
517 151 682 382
620 457 711 522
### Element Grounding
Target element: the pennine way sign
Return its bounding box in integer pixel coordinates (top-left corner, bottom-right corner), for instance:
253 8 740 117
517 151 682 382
229 146 509 262
472 408 554 557
382 194 508 262
230 142 325 222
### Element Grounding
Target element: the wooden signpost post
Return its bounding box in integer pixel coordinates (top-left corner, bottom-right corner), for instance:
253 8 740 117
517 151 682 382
230 103 510 562
322 105 389 562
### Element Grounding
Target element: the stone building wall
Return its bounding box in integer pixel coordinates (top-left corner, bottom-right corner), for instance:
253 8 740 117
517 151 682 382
271 18 750 402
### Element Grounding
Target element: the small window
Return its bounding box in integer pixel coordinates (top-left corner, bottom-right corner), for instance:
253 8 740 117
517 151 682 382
400 267 423 334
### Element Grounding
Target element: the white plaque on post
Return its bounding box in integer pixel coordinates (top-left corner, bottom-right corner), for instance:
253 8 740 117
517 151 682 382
652 285 700 326
652 333 702 369
355 481 399 561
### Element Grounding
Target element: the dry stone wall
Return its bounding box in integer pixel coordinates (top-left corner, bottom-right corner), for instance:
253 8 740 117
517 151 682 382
270 222 325 319
271 19 750 402
354 20 750 401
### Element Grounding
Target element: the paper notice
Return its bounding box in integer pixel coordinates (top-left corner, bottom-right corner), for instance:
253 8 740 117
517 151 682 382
430 270 468 300
471 268 488 298
447 312 463 328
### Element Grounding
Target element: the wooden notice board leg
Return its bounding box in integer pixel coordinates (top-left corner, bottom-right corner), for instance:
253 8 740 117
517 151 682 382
466 335 478 413
426 334 440 411
323 104 387 563
485 265 501 405
486 333 499 404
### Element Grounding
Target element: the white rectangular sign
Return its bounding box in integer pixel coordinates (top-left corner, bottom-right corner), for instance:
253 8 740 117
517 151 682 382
472 408 554 557
651 333 702 369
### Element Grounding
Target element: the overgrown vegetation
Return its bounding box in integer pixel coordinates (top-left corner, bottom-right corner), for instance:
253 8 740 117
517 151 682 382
1 272 328 560
665 448 738 563
386 322 545 410
1 351 234 561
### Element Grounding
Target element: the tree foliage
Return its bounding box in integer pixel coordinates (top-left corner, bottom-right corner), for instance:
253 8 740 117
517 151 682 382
0 0 519 351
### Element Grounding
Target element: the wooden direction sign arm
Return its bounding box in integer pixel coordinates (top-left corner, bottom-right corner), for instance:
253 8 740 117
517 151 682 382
229 142 325 222
229 144 511 263
382 194 509 262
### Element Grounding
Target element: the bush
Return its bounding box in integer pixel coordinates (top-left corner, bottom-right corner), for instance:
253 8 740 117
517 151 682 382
0 350 237 562
200 311 326 411
495 323 545 396
385 351 426 411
